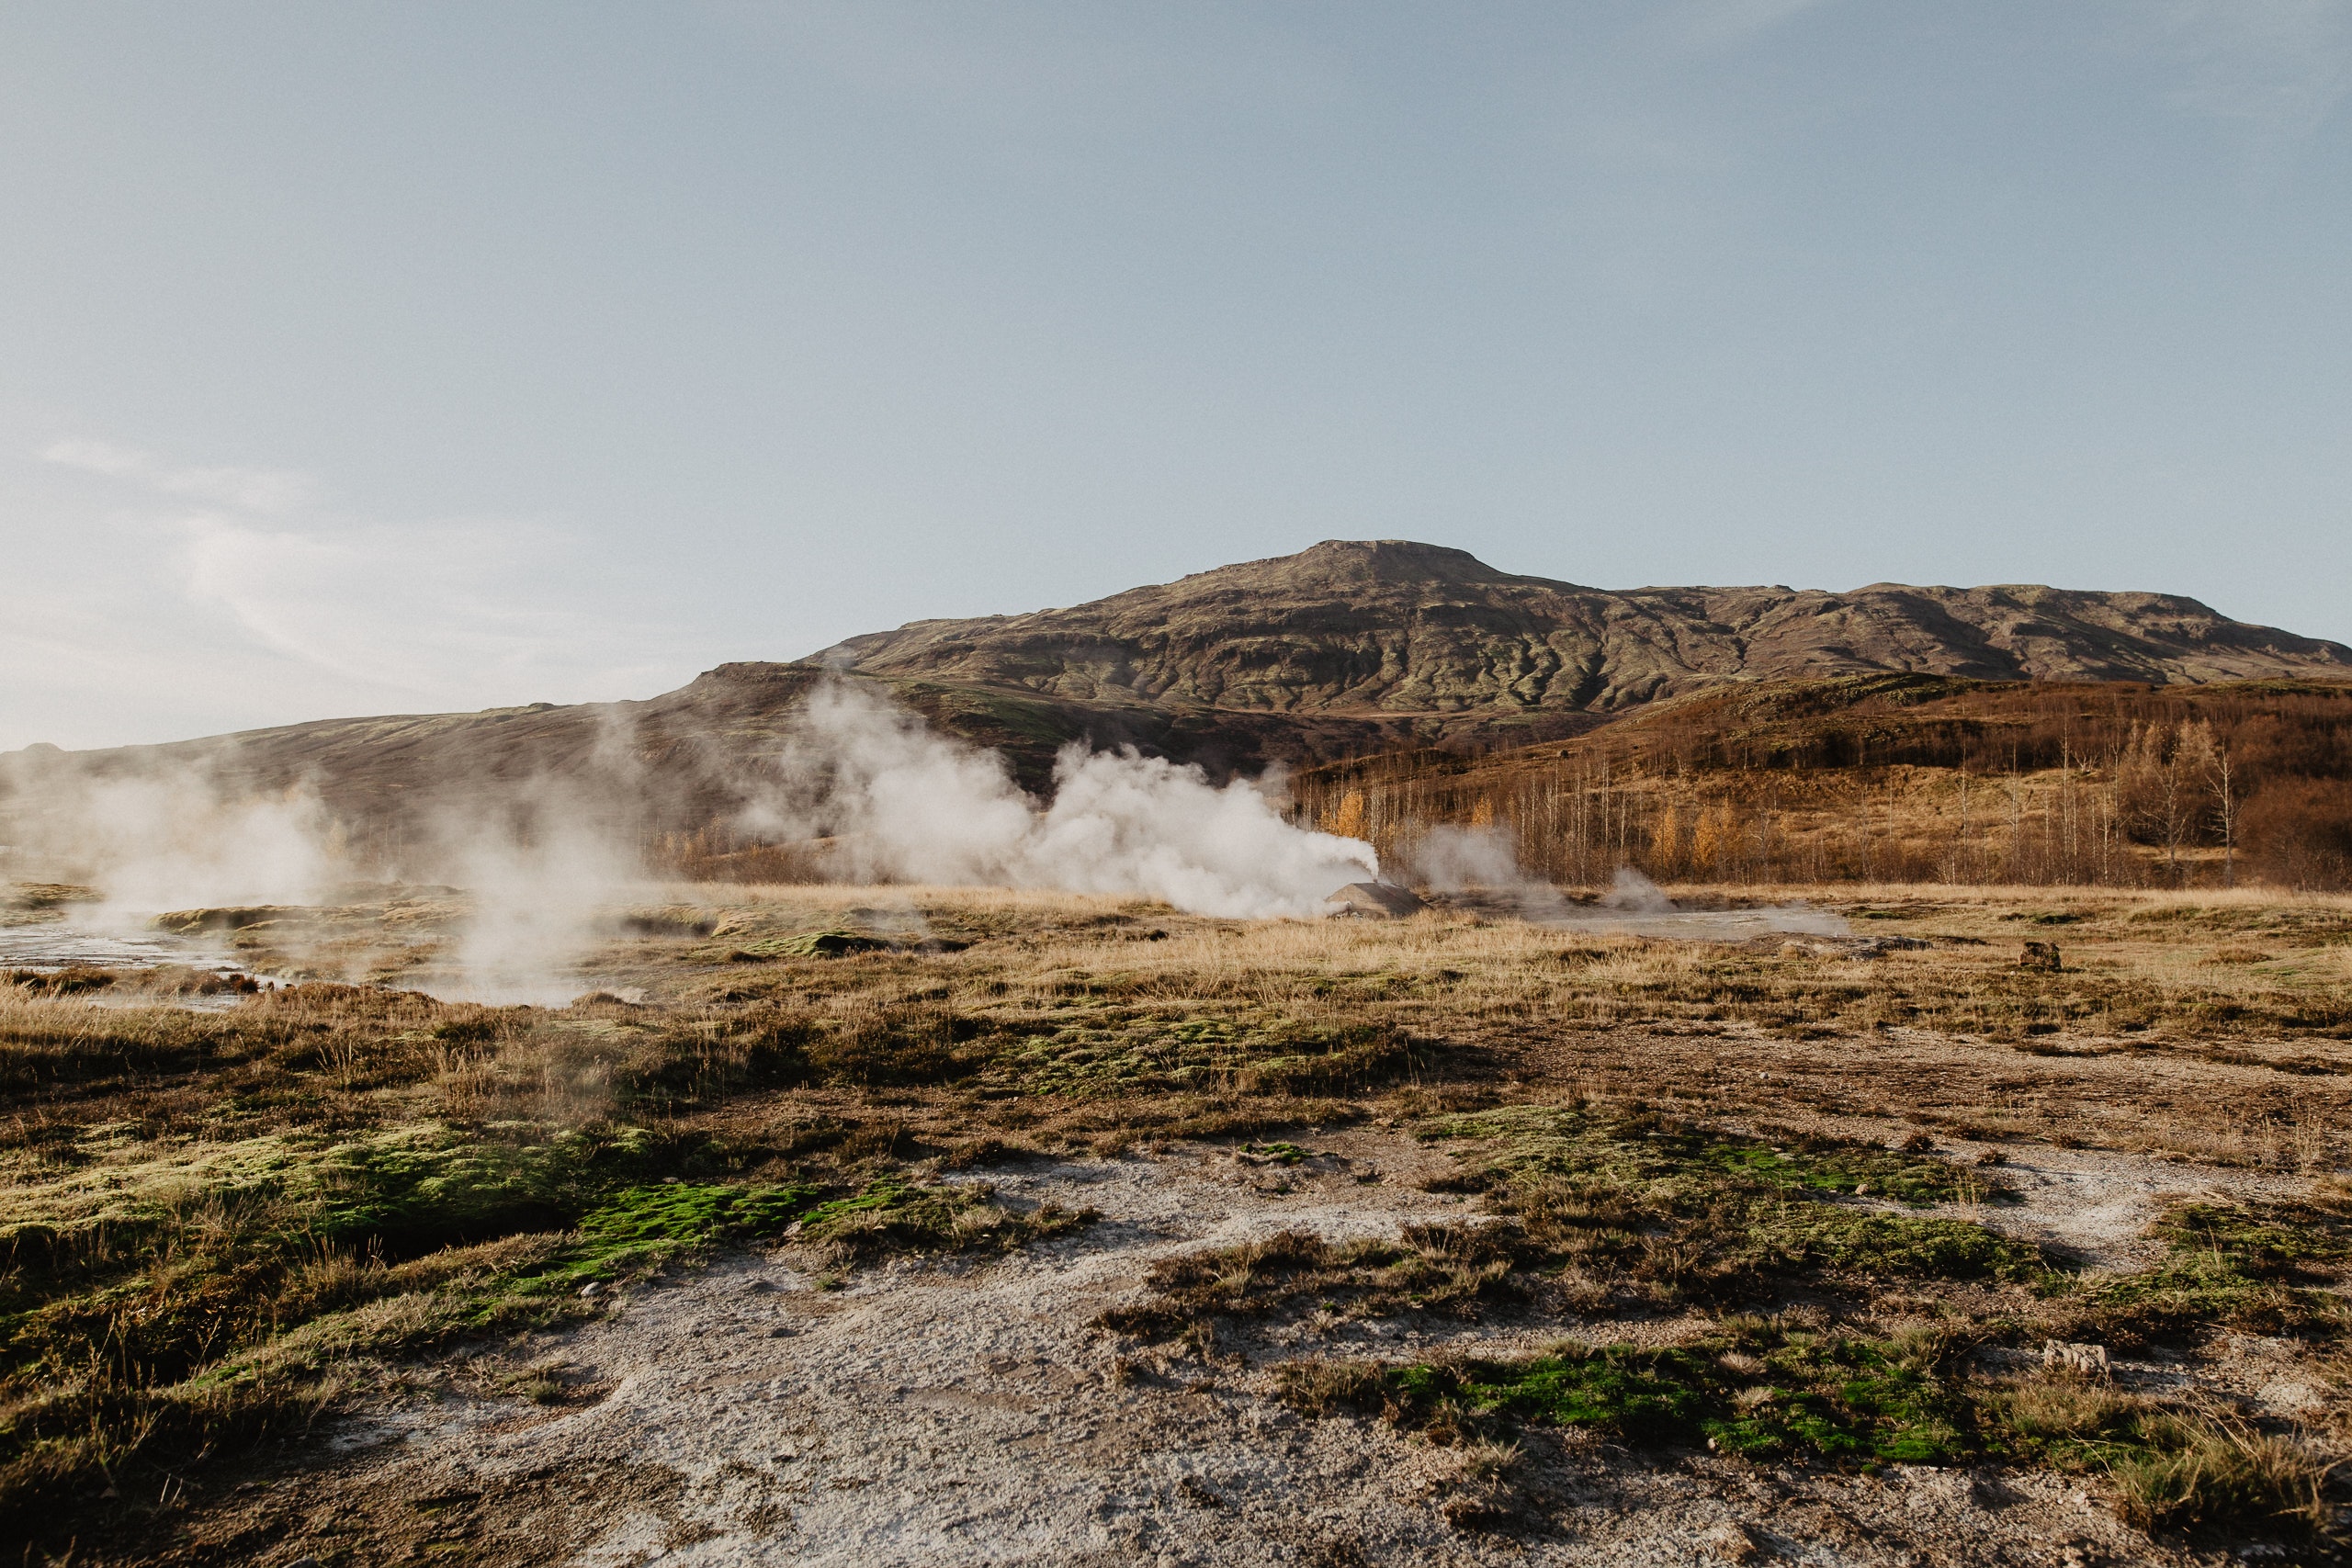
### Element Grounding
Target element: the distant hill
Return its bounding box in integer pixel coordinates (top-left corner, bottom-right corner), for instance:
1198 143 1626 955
824 538 2352 716
6 541 2346 877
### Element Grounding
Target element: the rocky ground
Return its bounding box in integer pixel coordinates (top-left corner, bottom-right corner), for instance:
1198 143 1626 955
169 1128 2321 1568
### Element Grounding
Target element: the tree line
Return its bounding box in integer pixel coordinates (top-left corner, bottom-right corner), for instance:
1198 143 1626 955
1290 678 2352 889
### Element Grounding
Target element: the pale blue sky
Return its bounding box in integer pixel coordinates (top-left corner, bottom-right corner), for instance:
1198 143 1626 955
4 2 2348 749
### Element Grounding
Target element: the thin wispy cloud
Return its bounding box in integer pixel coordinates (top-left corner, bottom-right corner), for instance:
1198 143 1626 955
175 513 610 697
42 437 319 515
2137 0 2352 149
1667 0 1846 52
5 438 696 748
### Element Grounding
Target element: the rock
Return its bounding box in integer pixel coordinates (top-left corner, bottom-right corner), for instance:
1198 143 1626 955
759 929 894 959
580 1280 603 1298
1178 1475 1226 1508
2041 1340 2109 1378
1846 935 1929 958
1702 1520 1761 1562
1324 882 1427 919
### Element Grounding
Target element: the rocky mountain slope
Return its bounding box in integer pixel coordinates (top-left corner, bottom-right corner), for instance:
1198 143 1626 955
5 541 2344 869
825 538 2352 716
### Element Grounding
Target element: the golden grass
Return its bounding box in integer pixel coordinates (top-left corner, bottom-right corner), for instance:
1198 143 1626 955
7 877 2352 1556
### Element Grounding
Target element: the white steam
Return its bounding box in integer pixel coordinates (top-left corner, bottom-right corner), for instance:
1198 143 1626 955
0 680 1391 1001
10 767 334 917
1410 825 1570 919
0 751 639 1003
1408 829 1847 937
754 681 1377 918
435 797 639 1005
1600 866 1677 914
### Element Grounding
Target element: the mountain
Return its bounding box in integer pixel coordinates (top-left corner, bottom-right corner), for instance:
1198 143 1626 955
824 538 2352 716
5 541 2345 873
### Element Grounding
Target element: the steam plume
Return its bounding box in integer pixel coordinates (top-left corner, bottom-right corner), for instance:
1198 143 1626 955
1410 824 1571 919
752 680 1377 918
1408 829 1847 936
6 764 334 916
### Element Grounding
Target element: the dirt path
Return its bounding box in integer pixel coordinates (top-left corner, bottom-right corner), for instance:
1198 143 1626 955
165 1132 2254 1568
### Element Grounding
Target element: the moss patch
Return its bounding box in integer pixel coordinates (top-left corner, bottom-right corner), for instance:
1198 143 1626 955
1282 1322 1971 1466
1421 1103 2009 1208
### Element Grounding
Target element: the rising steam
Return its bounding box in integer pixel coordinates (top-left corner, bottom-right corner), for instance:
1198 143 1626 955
436 792 640 1005
1407 825 1845 935
4 765 335 917
2 681 1385 1002
1410 824 1571 919
749 680 1378 919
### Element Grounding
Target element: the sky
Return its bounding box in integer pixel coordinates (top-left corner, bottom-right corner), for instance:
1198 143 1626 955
3 1 2348 750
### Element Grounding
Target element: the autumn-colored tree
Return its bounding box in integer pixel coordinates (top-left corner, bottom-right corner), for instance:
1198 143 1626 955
1328 790 1367 841
1690 804 1738 875
2206 737 2240 887
1651 800 1683 875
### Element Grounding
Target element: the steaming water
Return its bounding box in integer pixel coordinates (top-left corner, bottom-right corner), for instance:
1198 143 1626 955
1420 860 1849 939
0 921 212 971
0 918 266 1010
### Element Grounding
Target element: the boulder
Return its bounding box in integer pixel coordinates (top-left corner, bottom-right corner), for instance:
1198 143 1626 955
1325 882 1428 919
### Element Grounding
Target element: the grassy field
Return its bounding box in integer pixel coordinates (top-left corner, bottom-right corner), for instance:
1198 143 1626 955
5 880 2350 1559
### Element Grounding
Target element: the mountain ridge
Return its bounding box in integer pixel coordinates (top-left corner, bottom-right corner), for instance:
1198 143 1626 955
5 541 2345 867
820 539 2352 716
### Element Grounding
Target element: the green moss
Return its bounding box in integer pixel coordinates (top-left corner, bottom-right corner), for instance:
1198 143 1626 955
794 1175 1097 1258
2153 1201 2352 1274
574 1179 818 1247
310 1124 665 1254
989 1016 1430 1097
1421 1104 2007 1209
472 1179 823 1306
1286 1325 1973 1466
2064 1198 2352 1346
1758 1206 2051 1283
1432 1104 2052 1298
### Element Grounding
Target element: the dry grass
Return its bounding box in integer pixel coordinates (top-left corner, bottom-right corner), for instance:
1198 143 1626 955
6 877 2352 1555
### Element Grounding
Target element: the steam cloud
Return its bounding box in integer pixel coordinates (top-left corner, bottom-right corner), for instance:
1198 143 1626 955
2 681 1385 1002
3 676 1855 1001
751 680 1378 919
437 790 641 1005
5 766 336 917
1408 826 1846 936
1600 866 1677 914
0 751 636 1005
1410 824 1571 919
